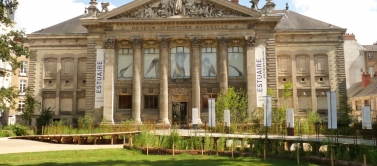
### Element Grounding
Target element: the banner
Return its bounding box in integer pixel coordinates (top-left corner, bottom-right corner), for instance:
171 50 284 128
286 108 294 128
362 106 372 129
264 96 271 127
95 49 105 108
192 108 198 125
224 110 230 127
208 98 216 127
255 47 267 107
327 91 337 129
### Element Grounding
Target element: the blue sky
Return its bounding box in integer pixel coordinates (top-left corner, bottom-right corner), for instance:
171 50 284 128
14 0 377 45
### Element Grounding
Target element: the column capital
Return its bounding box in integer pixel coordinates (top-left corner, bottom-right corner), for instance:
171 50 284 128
245 35 258 47
217 37 228 47
131 38 143 49
104 38 116 49
190 37 201 48
158 38 170 49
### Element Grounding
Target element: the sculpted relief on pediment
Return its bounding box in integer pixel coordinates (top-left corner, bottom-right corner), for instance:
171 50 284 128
109 0 251 20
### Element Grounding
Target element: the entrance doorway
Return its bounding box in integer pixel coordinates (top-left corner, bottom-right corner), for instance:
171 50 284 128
172 102 188 128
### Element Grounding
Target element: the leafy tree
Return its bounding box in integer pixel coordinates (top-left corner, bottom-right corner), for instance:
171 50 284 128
0 0 31 117
36 107 53 126
215 87 248 124
338 95 353 126
18 90 41 125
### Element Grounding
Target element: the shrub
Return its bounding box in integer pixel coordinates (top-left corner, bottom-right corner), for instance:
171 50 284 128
5 124 29 136
78 115 94 130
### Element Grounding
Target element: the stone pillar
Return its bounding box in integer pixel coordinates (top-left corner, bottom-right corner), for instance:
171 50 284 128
292 55 299 113
102 39 116 124
55 58 61 115
158 38 170 125
132 38 142 124
190 37 202 124
309 55 318 112
245 36 257 119
218 37 228 91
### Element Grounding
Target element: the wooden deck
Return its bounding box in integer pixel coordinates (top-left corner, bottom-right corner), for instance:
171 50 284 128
11 131 141 145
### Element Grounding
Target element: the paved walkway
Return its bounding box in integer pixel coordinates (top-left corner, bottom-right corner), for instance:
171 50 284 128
0 138 123 154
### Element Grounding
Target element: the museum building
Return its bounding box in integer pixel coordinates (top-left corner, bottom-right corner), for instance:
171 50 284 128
27 0 347 126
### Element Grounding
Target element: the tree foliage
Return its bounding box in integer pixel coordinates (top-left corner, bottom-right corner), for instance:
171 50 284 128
215 87 248 124
0 0 31 116
36 107 53 126
338 95 353 126
18 90 41 125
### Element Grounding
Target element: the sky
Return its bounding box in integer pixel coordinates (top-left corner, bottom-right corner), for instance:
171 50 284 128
13 0 377 45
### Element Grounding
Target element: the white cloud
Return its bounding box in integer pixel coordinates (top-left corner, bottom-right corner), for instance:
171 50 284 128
14 0 116 34
293 0 377 45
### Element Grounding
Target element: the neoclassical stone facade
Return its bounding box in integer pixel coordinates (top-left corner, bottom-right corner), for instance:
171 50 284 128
27 0 347 126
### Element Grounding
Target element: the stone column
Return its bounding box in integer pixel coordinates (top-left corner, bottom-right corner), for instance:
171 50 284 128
132 38 142 124
309 55 318 112
55 58 61 115
158 38 170 125
292 55 299 113
245 36 257 119
102 39 116 124
218 37 228 91
190 37 202 124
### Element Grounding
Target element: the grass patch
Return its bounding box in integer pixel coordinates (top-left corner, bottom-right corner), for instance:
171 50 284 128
0 148 317 166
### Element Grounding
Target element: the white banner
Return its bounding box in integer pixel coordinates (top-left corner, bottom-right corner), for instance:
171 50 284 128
327 91 337 129
264 96 272 127
362 106 372 129
192 108 198 125
208 98 216 127
255 47 267 107
95 49 105 108
286 108 294 128
224 110 230 127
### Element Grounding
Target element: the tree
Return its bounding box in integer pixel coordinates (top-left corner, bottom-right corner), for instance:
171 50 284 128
338 95 353 126
0 0 31 115
18 90 41 125
215 87 248 124
36 107 53 126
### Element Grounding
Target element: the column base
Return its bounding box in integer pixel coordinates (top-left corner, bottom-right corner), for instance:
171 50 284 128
157 119 171 129
101 121 114 125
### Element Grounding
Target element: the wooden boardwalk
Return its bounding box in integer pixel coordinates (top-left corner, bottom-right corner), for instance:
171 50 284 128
11 131 141 145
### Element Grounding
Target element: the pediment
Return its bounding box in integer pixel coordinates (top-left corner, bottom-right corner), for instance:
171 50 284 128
98 0 261 20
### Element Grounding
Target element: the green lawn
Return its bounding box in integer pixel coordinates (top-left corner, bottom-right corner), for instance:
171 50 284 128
0 149 317 166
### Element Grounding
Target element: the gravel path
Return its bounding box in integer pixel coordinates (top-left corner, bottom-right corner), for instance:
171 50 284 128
0 138 123 154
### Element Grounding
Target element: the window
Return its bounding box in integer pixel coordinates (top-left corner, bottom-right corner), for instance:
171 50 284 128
171 47 190 78
359 50 364 56
19 61 27 75
144 95 158 109
361 68 364 72
369 67 375 76
368 53 373 58
301 78 306 82
282 78 287 82
319 77 324 82
144 48 159 78
202 47 217 78
118 95 132 109
228 47 244 77
18 101 25 114
118 49 133 78
19 80 26 92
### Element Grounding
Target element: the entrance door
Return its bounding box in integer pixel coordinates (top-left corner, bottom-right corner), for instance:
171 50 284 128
172 102 188 128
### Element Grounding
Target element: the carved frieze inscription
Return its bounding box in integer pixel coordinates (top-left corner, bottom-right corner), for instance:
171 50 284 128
114 23 248 31
109 0 250 20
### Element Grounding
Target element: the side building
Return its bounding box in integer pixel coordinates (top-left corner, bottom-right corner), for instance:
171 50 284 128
27 0 347 126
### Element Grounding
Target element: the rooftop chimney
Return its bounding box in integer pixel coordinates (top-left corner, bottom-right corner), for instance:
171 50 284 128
343 33 356 41
362 72 371 88
230 0 239 4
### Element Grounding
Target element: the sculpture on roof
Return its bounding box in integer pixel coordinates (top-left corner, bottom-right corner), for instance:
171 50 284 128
250 0 259 10
101 2 110 12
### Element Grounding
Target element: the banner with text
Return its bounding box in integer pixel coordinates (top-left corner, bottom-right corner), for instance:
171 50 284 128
95 49 105 108
286 108 294 128
362 106 372 129
264 96 272 127
192 108 198 125
255 47 267 107
208 98 216 127
327 91 337 129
